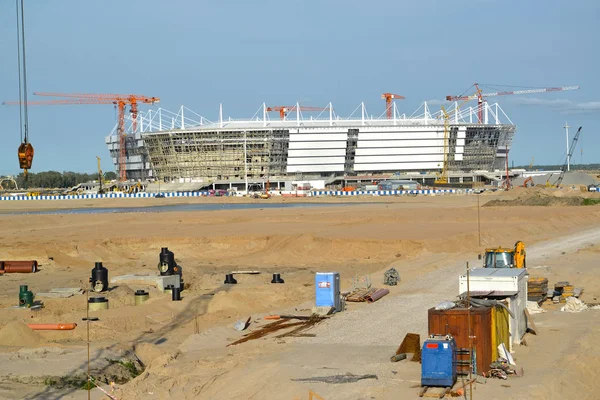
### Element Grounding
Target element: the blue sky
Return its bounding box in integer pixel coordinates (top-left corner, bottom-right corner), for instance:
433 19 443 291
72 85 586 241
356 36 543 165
0 0 598 175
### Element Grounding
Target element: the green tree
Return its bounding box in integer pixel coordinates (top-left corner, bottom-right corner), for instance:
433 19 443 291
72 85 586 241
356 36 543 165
104 171 117 181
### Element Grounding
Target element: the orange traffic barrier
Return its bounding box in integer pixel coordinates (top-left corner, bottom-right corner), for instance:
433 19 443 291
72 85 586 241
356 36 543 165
27 323 77 330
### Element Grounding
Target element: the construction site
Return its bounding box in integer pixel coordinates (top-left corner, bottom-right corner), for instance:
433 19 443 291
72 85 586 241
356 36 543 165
2 1 600 400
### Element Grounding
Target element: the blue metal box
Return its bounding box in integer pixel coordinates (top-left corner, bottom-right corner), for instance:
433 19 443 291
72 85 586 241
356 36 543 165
421 335 457 387
315 272 341 311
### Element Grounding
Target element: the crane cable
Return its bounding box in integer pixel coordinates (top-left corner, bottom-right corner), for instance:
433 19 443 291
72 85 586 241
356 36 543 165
16 0 30 144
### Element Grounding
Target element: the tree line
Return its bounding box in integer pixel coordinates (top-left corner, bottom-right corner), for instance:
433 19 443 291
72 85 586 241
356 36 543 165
7 171 118 189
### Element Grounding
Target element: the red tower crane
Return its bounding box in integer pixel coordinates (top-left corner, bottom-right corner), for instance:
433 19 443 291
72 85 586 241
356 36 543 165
266 105 329 120
446 84 580 123
381 93 405 119
4 93 159 181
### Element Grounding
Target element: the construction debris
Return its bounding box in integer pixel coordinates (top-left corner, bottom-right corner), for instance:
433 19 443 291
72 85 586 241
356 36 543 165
352 274 371 290
346 288 377 302
383 268 400 286
561 297 588 313
390 353 407 362
227 315 326 346
527 277 548 303
36 288 84 298
483 358 523 380
395 333 421 362
291 373 378 384
346 287 390 303
234 317 251 331
526 301 546 315
366 288 389 303
554 281 582 303
230 270 261 274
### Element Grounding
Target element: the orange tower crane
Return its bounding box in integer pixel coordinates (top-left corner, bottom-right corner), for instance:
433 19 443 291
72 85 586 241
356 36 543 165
381 93 405 119
266 105 329 120
4 93 159 181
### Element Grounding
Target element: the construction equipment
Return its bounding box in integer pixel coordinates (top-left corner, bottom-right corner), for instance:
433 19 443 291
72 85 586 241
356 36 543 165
4 93 160 181
446 83 580 123
521 176 534 188
127 182 142 194
259 180 271 199
434 106 450 184
546 126 582 187
96 156 105 194
14 0 34 176
479 241 526 269
420 334 457 390
266 105 329 120
381 93 405 119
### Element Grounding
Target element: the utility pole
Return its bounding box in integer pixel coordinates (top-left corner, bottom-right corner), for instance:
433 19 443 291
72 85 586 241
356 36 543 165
564 122 570 171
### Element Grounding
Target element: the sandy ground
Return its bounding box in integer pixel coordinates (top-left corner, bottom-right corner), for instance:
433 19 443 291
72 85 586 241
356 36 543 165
0 189 599 399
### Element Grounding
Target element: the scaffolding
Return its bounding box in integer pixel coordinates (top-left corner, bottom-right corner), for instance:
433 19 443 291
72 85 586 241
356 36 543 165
143 129 291 181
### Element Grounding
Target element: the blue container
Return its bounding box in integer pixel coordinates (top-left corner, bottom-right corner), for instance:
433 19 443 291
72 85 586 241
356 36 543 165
315 272 341 312
421 335 457 388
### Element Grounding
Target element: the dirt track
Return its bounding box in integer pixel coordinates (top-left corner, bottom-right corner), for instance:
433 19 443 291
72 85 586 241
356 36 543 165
1 191 600 399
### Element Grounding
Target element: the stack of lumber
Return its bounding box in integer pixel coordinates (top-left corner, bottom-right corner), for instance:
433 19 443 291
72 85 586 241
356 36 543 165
528 277 548 303
346 288 378 302
555 281 575 303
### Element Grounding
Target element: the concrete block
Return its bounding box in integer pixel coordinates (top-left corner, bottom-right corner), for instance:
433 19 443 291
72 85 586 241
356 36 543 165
110 274 181 291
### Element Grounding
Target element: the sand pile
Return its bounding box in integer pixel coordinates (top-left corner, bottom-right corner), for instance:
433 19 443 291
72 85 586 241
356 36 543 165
485 192 585 207
0 321 45 347
512 171 598 187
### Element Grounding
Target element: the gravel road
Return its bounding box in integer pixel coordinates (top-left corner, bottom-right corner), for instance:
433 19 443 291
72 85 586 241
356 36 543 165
311 227 600 346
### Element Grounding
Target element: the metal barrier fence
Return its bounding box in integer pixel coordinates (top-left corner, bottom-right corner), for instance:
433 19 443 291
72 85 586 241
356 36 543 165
0 189 471 201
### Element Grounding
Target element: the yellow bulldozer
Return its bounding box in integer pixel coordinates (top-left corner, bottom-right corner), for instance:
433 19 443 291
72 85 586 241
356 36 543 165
479 241 526 269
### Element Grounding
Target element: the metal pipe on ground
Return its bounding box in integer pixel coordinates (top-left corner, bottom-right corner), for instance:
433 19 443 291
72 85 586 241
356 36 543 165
366 288 390 303
1 260 38 273
27 323 77 330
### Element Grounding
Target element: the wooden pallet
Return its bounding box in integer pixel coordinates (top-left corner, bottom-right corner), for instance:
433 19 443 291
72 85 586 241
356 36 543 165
346 288 377 302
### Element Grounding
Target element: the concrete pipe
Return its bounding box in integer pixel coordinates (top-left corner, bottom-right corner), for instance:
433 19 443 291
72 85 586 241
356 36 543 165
1 260 38 273
27 323 77 330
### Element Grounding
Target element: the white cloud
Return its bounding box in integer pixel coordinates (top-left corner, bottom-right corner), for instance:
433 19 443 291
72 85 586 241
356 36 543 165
424 99 447 106
511 97 600 114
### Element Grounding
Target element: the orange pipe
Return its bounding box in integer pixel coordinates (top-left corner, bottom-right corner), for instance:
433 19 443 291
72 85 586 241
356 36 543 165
27 323 77 330
1 260 38 273
264 315 281 320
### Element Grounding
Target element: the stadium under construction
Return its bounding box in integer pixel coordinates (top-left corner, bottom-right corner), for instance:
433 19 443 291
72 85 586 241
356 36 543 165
105 101 516 190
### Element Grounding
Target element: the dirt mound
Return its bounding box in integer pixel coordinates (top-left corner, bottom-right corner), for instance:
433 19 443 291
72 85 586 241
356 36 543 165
484 192 585 207
207 284 309 316
0 321 45 347
134 342 171 366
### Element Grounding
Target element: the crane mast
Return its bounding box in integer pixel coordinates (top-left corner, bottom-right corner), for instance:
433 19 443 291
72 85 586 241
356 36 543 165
381 93 405 119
